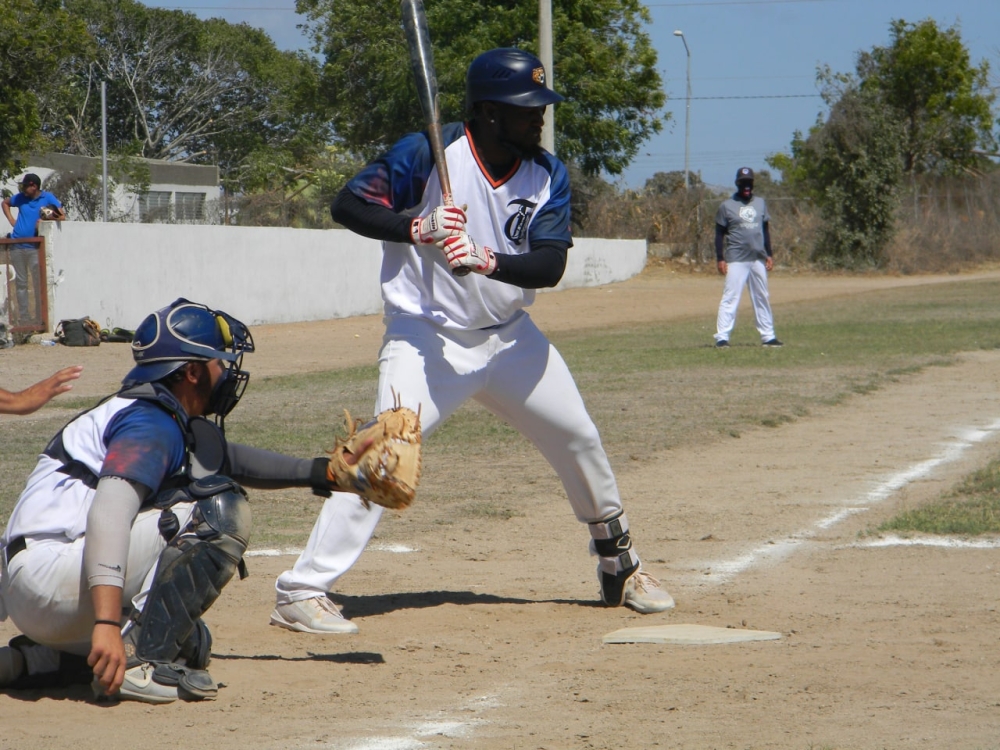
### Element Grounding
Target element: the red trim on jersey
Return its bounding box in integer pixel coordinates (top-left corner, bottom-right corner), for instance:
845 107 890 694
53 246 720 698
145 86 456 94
465 123 521 189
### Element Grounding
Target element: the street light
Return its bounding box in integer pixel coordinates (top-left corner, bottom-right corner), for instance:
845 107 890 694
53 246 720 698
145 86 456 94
673 29 691 190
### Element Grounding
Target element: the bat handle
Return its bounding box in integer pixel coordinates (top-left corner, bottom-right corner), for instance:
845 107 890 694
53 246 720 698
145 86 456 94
443 192 471 276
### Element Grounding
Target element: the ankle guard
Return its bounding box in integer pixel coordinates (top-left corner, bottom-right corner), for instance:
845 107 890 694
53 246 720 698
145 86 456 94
589 512 640 607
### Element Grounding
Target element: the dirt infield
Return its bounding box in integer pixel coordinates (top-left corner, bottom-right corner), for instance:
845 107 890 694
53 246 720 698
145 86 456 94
3 265 1000 750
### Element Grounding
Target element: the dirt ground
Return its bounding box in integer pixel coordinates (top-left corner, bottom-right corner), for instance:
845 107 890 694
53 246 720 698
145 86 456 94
3 265 1000 750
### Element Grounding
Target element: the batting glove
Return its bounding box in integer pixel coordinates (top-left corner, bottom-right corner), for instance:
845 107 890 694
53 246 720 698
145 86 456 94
410 204 467 245
442 232 497 276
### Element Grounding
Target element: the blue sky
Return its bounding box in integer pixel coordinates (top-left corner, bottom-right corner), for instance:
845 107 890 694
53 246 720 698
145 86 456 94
141 0 999 189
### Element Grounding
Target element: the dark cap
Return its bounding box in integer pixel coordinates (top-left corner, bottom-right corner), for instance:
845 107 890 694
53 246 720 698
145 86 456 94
735 167 754 184
18 173 41 188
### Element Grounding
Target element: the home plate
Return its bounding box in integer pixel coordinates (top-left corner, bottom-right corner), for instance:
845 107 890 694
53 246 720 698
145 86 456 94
602 624 782 645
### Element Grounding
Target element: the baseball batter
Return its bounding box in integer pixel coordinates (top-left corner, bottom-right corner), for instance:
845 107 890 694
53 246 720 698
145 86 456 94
713 167 783 348
0 299 353 703
270 47 674 635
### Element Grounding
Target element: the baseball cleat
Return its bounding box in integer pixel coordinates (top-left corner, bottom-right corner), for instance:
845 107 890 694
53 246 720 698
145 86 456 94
0 646 25 687
270 596 359 634
622 568 676 613
102 663 179 704
762 338 783 347
715 339 730 348
146 663 219 701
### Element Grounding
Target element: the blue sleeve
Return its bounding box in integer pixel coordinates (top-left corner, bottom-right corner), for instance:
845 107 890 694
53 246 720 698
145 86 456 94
40 191 62 209
346 122 465 213
527 153 573 248
100 403 187 492
346 133 433 212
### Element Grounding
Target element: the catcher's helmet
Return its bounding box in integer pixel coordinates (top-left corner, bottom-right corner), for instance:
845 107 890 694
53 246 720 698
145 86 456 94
122 299 254 416
466 48 564 109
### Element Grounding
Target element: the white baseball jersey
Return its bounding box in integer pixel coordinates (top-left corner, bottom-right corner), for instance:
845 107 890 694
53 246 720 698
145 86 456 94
347 121 573 330
4 396 185 544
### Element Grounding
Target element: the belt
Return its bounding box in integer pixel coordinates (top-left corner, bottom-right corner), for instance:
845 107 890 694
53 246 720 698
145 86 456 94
3 536 26 565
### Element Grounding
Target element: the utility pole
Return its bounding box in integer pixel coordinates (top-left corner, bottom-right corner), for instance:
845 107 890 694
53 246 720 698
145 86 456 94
673 30 691 190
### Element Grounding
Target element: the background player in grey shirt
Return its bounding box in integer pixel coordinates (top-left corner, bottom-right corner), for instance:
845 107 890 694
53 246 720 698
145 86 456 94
713 167 782 348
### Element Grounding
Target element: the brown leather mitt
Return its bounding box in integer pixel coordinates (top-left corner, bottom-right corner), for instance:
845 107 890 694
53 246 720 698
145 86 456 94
327 403 422 510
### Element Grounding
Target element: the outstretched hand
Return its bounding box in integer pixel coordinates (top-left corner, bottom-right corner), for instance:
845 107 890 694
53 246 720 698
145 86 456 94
0 365 83 415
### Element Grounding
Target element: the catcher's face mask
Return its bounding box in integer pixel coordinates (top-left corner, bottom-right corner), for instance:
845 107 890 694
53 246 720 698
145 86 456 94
123 298 254 420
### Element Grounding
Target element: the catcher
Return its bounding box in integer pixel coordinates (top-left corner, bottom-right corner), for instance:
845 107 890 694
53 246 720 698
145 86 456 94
0 298 420 704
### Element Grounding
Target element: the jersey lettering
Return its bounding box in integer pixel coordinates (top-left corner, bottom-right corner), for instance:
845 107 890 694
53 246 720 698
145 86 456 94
505 199 537 245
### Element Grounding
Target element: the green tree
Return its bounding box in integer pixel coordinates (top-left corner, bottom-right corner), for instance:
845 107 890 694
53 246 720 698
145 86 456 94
770 85 902 268
0 0 92 180
297 0 665 175
42 0 331 201
643 170 703 196
858 18 996 176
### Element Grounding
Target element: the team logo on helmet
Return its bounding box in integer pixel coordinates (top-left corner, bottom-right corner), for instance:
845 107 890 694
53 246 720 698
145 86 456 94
532 67 545 86
505 198 537 245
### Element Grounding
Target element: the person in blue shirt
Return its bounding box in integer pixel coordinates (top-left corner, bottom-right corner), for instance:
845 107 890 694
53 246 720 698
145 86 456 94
2 173 65 321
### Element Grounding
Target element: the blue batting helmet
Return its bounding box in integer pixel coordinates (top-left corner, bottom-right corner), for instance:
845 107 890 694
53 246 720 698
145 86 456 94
122 298 254 388
466 48 564 109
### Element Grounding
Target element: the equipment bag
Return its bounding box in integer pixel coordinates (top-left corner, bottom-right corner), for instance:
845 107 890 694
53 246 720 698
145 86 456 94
55 318 102 347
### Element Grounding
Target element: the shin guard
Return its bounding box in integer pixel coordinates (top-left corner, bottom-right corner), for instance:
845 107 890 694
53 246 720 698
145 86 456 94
129 477 250 666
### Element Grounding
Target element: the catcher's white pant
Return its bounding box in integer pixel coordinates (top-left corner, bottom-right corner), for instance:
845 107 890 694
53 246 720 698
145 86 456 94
0 503 194 655
275 311 624 603
715 259 776 343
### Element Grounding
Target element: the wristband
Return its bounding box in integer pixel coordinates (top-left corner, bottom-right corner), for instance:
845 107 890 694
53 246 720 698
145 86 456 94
95 619 121 628
310 456 333 498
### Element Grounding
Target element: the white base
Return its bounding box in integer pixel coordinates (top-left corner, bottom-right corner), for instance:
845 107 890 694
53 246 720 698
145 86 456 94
602 623 782 645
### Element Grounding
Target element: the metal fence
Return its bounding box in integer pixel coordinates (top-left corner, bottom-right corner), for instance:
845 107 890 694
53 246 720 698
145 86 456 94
0 236 49 340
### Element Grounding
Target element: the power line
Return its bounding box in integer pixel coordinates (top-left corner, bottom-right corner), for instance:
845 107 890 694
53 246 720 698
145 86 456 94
646 0 834 6
148 0 840 11
147 5 296 10
688 94 821 100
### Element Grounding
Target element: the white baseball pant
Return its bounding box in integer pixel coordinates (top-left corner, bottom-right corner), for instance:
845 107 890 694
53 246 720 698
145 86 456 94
0 503 194 655
275 311 624 604
715 259 776 343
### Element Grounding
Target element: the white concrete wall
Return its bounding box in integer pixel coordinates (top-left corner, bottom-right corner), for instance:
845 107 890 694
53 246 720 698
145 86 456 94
39 222 645 331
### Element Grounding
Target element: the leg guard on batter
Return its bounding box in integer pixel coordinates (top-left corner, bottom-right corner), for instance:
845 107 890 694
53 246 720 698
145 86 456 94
589 511 640 607
126 477 250 676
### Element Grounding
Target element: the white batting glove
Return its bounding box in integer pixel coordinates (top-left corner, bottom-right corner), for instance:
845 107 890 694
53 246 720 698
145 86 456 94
442 232 497 276
410 204 467 245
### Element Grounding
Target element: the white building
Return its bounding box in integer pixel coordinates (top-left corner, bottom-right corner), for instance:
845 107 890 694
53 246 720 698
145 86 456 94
1 153 220 224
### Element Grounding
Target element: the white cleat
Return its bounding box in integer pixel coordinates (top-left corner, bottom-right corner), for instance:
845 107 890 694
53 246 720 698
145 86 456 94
105 663 178 704
623 568 676 613
270 596 360 634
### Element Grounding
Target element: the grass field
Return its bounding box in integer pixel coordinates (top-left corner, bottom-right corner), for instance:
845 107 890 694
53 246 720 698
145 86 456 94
3 276 1000 544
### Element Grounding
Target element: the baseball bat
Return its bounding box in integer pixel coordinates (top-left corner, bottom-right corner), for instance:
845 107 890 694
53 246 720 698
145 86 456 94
400 0 471 276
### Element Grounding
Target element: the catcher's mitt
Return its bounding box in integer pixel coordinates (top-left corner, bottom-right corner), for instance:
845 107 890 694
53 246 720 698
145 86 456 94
327 403 422 510
39 205 60 220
